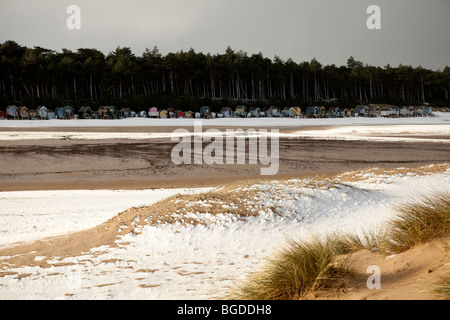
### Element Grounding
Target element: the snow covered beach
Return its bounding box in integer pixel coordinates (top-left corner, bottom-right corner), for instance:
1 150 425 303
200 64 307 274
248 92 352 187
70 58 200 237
1 111 449 129
1 111 449 141
0 165 449 299
0 112 449 300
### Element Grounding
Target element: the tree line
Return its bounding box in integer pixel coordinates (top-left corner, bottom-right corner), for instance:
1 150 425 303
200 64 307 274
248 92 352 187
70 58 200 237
1 40 449 112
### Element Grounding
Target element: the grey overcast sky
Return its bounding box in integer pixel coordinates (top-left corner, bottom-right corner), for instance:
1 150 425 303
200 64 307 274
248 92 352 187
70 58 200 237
0 0 449 70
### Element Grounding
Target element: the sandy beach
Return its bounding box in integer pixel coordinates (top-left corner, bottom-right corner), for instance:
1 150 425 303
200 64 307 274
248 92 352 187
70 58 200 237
1 123 449 192
1 115 449 300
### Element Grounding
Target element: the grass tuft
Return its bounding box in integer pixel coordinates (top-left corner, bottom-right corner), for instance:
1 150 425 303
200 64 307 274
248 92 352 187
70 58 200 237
228 236 352 300
379 192 450 254
434 276 450 300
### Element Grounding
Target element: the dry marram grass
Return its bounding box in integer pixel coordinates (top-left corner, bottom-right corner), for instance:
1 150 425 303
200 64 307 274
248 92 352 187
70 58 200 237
229 191 450 300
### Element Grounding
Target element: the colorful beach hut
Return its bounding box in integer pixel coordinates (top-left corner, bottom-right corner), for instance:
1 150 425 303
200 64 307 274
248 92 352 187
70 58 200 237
37 106 48 120
29 109 37 120
271 106 280 117
293 107 302 118
319 106 326 118
99 106 116 119
55 107 66 119
220 107 233 118
78 107 93 119
200 106 212 119
64 106 74 119
6 105 19 120
281 107 293 118
148 107 159 118
138 110 147 118
119 108 132 118
234 105 247 118
185 111 194 118
47 109 55 119
159 110 168 119
306 106 320 118
249 107 261 117
19 106 29 120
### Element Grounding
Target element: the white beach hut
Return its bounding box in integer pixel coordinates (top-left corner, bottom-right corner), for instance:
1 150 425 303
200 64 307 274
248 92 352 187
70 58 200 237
37 106 48 120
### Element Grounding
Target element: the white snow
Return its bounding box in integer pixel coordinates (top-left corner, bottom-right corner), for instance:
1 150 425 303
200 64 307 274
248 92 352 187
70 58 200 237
0 125 449 143
286 124 450 143
0 188 212 248
1 112 448 143
0 167 449 300
0 112 448 128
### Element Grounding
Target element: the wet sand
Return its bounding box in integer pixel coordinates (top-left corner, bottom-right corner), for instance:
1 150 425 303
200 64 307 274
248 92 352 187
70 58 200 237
1 136 449 191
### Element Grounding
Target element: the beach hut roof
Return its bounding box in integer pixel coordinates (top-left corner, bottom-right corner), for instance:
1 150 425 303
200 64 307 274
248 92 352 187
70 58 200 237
6 105 18 116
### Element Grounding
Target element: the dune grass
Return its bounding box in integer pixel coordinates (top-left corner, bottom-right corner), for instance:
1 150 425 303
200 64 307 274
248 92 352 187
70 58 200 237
432 238 450 300
229 191 450 300
379 192 450 254
228 236 352 300
434 277 450 300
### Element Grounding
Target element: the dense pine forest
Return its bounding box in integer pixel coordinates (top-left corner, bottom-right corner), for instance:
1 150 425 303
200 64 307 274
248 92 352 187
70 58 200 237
1 40 449 112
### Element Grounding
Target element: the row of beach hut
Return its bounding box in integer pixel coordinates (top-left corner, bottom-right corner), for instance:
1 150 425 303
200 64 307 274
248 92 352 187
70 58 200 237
3 105 76 120
2 105 125 120
0 105 433 120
